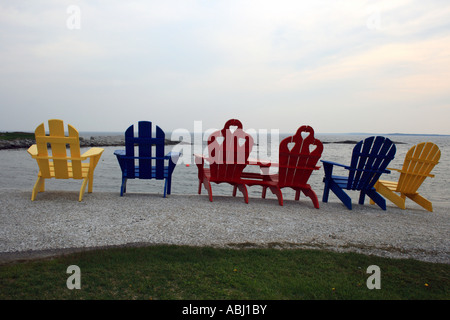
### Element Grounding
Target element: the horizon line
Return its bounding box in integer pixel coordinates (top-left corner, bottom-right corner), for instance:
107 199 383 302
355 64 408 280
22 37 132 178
2 130 450 137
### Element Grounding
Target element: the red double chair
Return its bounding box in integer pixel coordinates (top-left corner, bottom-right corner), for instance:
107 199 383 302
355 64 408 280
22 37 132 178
194 119 323 208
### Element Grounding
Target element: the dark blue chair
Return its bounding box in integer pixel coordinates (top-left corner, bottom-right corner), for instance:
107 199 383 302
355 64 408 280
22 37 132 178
321 136 396 210
114 121 181 197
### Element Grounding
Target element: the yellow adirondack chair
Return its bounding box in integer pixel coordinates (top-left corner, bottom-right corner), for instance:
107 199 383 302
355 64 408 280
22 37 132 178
372 142 440 212
27 119 104 201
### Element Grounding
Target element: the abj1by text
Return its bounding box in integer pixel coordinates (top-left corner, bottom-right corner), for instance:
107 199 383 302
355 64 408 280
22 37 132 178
182 304 267 317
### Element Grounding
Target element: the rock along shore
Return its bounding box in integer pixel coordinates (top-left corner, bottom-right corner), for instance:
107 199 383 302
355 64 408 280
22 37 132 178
0 135 405 150
0 136 182 150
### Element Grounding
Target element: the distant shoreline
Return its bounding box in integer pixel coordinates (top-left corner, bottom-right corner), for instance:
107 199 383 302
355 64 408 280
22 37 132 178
2 130 447 150
0 136 406 150
0 135 181 150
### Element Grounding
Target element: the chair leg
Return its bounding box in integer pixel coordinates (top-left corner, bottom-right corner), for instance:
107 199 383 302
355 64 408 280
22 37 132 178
322 163 333 203
163 179 168 198
236 184 249 204
79 178 89 202
267 186 283 206
39 179 45 192
232 185 237 197
374 182 406 209
366 189 386 210
198 180 202 194
328 180 352 210
322 179 330 203
405 193 433 212
262 186 267 199
88 173 94 193
203 177 213 202
31 176 44 201
295 190 301 201
303 188 320 209
120 177 127 196
167 176 172 195
358 191 366 205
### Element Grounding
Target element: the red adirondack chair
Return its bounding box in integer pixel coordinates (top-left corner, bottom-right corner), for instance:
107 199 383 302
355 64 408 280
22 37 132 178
239 125 323 208
194 119 254 203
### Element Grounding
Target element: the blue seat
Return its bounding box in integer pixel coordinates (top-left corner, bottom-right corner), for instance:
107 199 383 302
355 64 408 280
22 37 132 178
321 136 396 210
114 121 181 197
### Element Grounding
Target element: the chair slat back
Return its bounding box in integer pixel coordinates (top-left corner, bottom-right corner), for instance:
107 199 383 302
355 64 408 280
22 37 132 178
123 121 166 179
397 142 440 193
34 119 82 179
348 136 396 191
207 119 253 182
278 125 323 188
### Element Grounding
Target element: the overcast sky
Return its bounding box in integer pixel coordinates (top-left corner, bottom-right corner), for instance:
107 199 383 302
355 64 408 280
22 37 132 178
1 0 449 134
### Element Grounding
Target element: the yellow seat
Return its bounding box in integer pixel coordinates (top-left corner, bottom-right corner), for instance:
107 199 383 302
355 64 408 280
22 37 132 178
372 142 440 212
27 119 104 201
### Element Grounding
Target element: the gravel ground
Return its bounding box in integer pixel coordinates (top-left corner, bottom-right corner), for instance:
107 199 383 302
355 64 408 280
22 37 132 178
0 189 449 264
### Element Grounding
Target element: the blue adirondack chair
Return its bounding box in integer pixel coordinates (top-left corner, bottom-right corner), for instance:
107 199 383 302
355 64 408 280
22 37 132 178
114 121 181 197
321 136 396 210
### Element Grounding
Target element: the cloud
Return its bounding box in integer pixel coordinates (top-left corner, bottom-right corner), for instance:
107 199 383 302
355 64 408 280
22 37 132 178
1 0 450 133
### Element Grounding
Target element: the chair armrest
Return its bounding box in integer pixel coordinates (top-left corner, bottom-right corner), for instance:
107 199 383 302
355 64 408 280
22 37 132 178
82 148 104 169
194 153 207 165
27 144 38 157
247 157 272 167
166 151 181 164
81 147 104 159
321 160 350 169
114 150 125 157
166 151 182 157
321 159 349 178
348 167 391 174
387 167 434 178
114 150 169 160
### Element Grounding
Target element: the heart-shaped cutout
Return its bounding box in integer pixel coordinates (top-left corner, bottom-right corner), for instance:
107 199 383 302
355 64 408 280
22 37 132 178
287 142 295 151
216 136 224 145
301 131 310 140
229 126 238 134
309 144 317 153
238 138 246 147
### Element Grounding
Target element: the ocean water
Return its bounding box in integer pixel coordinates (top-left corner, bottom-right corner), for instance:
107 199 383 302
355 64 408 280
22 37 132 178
1 133 448 209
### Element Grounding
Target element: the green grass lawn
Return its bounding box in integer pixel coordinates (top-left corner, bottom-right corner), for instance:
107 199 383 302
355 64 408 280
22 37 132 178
0 245 448 300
